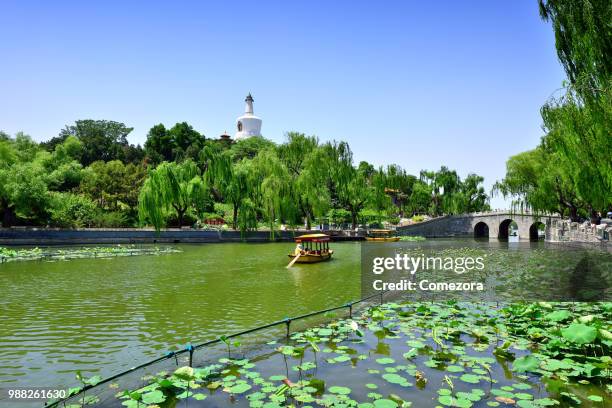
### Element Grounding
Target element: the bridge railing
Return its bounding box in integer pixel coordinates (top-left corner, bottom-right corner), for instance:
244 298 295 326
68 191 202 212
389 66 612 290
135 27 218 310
466 210 561 217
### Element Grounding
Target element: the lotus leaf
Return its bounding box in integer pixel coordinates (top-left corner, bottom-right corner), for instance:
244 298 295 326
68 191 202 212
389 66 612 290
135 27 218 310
512 355 540 373
561 323 597 345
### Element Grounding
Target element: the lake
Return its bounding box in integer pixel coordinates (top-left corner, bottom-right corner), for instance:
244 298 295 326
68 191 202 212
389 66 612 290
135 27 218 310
0 239 609 400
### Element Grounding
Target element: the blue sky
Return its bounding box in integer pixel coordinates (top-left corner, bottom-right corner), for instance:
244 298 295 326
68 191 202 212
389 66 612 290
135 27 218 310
0 1 565 208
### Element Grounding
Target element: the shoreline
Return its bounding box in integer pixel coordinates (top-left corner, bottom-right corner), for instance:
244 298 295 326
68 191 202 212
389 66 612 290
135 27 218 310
0 227 365 246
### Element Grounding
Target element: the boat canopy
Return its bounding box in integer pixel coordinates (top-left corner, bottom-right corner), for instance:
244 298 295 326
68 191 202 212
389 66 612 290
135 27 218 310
295 234 330 243
368 229 395 235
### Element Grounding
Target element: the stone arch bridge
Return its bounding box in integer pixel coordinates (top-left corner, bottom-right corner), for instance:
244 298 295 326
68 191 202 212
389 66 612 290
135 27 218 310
397 211 561 241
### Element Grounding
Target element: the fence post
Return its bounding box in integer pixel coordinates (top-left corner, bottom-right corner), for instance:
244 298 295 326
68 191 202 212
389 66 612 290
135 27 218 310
347 303 352 318
166 351 178 366
284 317 291 338
186 344 195 367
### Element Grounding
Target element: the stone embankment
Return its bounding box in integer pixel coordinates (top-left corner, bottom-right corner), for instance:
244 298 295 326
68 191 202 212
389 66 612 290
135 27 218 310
547 218 610 247
0 228 363 246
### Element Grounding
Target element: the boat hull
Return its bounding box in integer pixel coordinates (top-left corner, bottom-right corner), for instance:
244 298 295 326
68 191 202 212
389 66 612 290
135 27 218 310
287 250 333 263
365 237 400 242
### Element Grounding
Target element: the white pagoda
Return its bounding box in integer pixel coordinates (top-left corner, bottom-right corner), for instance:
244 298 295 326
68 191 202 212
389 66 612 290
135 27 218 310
234 93 262 140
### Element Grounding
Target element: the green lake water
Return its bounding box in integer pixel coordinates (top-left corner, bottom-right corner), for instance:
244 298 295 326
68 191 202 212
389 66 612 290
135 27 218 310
0 242 362 389
0 239 610 406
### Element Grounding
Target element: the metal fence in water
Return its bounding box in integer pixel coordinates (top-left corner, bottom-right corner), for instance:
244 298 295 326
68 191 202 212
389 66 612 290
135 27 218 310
46 290 390 407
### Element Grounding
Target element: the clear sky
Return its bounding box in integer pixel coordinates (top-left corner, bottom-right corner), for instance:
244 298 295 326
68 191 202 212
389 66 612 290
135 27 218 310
0 1 566 208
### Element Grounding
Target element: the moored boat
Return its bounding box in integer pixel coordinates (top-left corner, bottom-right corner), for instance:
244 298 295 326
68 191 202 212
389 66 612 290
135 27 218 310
365 229 400 242
287 234 333 263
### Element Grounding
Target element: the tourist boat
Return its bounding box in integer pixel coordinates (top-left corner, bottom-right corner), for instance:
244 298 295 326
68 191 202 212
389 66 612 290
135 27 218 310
288 234 333 263
365 229 400 242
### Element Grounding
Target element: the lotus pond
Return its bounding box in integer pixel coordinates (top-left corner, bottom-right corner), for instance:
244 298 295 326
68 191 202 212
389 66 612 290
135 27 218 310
0 245 181 263
0 240 610 407
65 301 610 408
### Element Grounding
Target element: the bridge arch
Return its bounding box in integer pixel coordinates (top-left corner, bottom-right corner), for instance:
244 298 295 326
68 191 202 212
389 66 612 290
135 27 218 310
395 211 560 240
498 218 517 239
474 222 489 238
529 221 545 241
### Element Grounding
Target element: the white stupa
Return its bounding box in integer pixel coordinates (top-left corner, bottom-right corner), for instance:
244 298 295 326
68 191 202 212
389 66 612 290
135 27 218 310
235 93 262 140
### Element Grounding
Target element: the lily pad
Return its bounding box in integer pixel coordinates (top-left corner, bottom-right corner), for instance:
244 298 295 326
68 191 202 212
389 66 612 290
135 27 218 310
229 383 252 394
544 310 570 322
141 390 165 404
459 374 480 384
328 386 351 395
382 373 409 385
561 323 597 345
192 393 207 401
512 355 540 373
373 399 398 408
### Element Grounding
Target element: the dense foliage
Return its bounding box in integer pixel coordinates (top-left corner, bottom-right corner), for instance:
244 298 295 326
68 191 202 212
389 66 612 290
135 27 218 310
0 126 490 230
141 132 490 232
496 0 611 220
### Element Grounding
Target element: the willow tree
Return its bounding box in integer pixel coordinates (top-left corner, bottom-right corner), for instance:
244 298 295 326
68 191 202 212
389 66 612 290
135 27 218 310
339 168 371 229
249 149 292 239
138 160 208 230
541 91 611 215
494 147 583 220
315 142 371 229
457 174 489 213
295 162 330 229
278 132 330 229
202 145 254 231
384 164 417 217
370 167 393 224
538 0 612 215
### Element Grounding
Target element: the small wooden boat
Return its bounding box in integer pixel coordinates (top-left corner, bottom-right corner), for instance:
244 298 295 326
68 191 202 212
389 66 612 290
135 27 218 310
365 229 400 242
288 234 333 263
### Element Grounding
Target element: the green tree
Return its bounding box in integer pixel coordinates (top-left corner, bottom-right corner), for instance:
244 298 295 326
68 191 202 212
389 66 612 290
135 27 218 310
407 181 432 216
314 143 372 229
537 0 612 215
167 122 205 162
138 160 209 229
540 91 611 216
494 147 583 220
45 120 143 165
229 136 275 161
0 133 84 226
48 192 98 228
384 164 417 217
144 124 173 164
369 167 393 224
249 149 291 238
144 122 205 164
201 145 252 230
538 0 611 97
278 132 329 229
80 160 146 217
458 173 490 213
